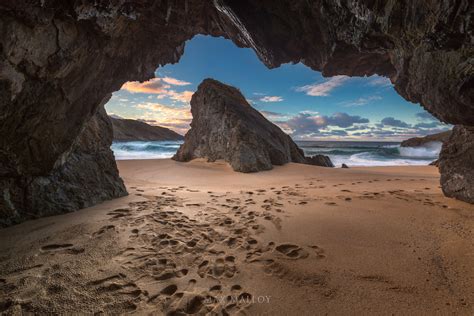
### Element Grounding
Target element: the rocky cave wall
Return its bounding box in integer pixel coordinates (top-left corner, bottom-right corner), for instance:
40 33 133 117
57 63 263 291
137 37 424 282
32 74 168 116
0 0 472 225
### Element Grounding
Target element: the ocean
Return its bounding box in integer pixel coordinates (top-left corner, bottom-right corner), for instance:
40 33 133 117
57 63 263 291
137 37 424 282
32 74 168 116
111 140 442 167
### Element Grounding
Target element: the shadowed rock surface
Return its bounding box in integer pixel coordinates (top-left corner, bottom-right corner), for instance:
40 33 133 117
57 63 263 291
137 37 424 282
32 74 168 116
439 126 474 203
0 104 127 227
306 155 335 168
111 117 183 141
0 1 473 224
173 79 307 172
401 130 452 147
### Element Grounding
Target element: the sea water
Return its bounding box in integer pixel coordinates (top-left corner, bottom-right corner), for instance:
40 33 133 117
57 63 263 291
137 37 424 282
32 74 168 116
296 141 441 167
111 140 442 167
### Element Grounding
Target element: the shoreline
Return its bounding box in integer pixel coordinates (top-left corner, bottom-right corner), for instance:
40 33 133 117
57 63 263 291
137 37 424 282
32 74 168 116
111 139 441 167
0 159 472 314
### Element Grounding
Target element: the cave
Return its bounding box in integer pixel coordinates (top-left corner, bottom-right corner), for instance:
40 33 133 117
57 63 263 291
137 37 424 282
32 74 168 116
1 1 474 314
0 1 473 227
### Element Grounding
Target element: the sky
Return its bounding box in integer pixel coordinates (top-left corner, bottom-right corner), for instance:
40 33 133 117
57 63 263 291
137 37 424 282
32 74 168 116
105 35 450 141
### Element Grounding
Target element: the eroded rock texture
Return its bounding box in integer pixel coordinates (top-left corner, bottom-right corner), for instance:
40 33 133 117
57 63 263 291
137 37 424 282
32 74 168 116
306 155 335 168
173 79 306 172
0 0 473 224
439 126 474 203
0 103 127 227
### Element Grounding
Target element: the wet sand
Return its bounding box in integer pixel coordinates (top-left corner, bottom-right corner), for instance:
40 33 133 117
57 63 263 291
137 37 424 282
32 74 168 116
0 159 473 314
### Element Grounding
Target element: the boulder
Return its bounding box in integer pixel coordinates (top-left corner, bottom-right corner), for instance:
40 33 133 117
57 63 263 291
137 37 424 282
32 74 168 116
111 117 183 141
341 164 349 169
439 125 474 204
306 155 335 168
173 79 307 172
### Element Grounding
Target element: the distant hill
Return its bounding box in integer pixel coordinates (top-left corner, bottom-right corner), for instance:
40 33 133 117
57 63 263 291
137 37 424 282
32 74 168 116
401 130 452 147
110 117 184 141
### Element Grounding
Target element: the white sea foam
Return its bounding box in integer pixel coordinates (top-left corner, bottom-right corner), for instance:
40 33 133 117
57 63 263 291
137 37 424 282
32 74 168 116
111 140 442 166
398 141 442 158
111 141 182 160
330 152 434 167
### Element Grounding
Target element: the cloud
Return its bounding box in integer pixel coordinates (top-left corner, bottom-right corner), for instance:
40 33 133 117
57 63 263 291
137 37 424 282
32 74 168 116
121 76 194 104
414 122 439 129
133 102 192 134
260 110 288 120
380 117 411 128
341 95 382 107
415 111 438 121
157 90 194 103
259 95 283 102
296 75 349 96
278 111 369 137
325 112 369 127
122 78 170 94
367 76 392 87
161 76 191 86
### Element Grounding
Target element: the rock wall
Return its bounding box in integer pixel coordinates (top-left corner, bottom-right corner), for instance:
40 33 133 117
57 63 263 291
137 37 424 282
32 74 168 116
173 79 306 172
439 126 474 203
0 0 473 224
0 103 127 227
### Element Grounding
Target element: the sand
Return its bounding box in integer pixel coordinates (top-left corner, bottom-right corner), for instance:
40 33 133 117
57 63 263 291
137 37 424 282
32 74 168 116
0 159 473 315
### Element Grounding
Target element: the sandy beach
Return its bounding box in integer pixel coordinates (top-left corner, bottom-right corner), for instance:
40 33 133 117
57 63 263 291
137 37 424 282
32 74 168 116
0 159 473 314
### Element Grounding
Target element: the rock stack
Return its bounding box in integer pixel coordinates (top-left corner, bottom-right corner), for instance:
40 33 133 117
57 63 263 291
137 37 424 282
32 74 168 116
173 79 333 172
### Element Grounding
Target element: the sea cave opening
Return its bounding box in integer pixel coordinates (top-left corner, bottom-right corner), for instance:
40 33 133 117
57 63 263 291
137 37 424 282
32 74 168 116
1 2 473 314
105 35 450 167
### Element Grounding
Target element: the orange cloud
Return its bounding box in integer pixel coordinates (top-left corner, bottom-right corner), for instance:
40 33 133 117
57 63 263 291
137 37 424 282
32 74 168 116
122 78 170 94
121 76 194 104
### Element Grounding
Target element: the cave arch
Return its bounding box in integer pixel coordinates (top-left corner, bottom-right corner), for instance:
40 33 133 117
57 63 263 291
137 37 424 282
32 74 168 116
0 0 472 225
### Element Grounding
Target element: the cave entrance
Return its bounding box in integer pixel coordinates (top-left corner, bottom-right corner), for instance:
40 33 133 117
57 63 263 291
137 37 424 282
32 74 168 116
105 35 450 167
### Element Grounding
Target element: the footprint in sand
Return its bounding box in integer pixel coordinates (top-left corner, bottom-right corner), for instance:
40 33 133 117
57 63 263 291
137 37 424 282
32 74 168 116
155 268 188 281
197 256 237 278
87 273 143 311
107 208 132 219
161 283 252 315
159 284 178 296
41 243 73 251
40 243 84 254
275 244 309 259
309 245 326 258
93 225 116 237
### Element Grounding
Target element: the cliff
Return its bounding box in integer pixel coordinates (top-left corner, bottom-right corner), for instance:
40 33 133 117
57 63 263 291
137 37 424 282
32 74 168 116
111 117 183 141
